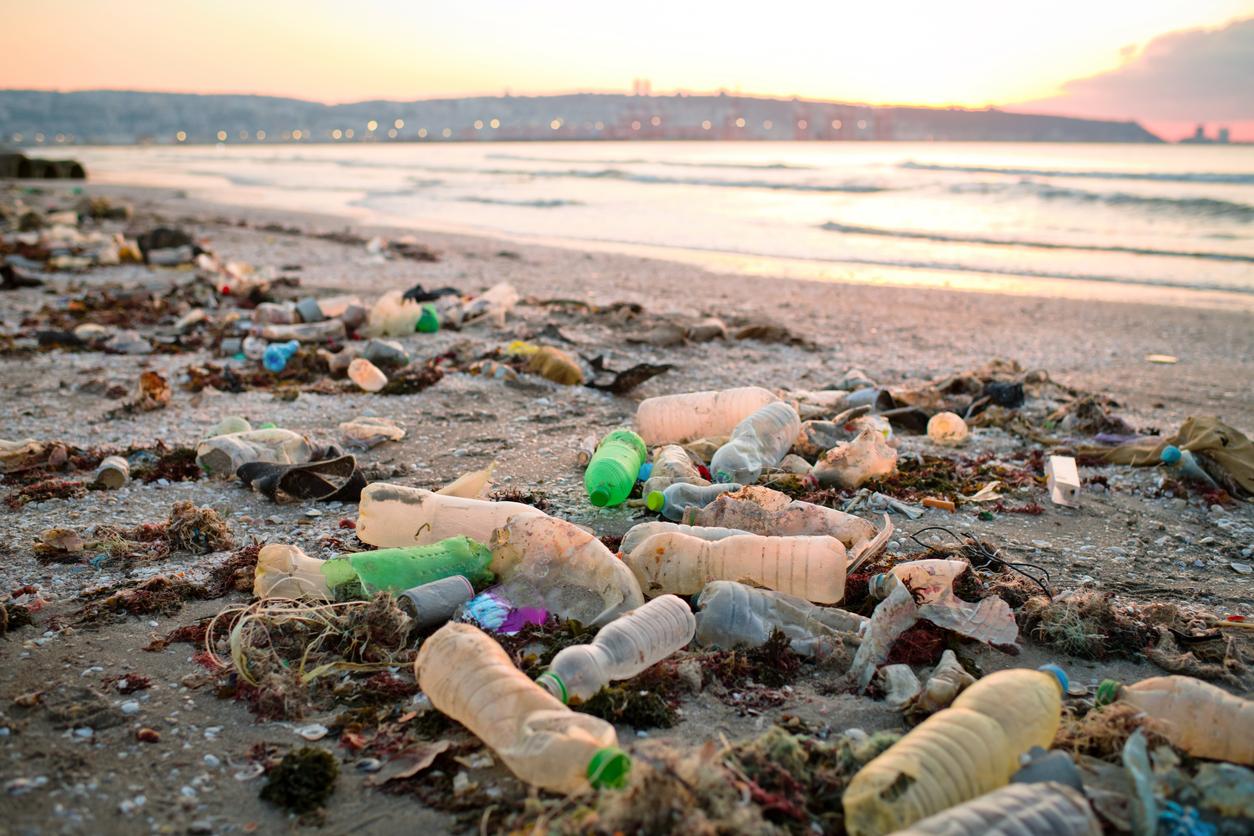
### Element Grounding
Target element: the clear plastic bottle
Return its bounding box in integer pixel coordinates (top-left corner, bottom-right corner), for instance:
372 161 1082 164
685 484 888 560
895 782 1101 836
1097 675 1253 765
257 319 347 343
195 428 314 477
1160 446 1220 489
807 426 898 490
623 531 848 604
490 514 644 626
348 358 388 392
914 649 976 714
584 429 647 507
843 666 1067 836
709 401 802 484
414 622 630 795
355 483 543 548
620 521 749 559
537 594 696 703
646 482 742 521
635 386 778 445
641 444 708 498
694 579 867 658
252 537 493 600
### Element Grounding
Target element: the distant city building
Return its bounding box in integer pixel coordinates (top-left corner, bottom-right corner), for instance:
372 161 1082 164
1218 127 1230 144
1193 123 1207 141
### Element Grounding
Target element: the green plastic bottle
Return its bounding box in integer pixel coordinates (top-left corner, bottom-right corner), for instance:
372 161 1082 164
584 429 647 507
253 536 494 600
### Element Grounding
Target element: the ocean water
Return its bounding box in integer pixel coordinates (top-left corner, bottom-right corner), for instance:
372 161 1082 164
77 141 1254 301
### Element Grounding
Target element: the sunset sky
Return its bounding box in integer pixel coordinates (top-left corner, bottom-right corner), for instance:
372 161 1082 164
2 0 1251 140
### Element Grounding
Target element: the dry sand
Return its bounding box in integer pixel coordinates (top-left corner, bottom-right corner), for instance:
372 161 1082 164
1 182 1251 834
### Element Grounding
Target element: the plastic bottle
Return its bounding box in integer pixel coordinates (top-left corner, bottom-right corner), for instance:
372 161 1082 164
619 521 749 559
646 482 742 521
367 289 425 337
254 301 299 324
490 514 644 626
414 622 630 795
1160 446 1219 489
894 782 1101 836
195 428 314 477
635 386 778 446
252 537 493 600
348 358 388 392
622 531 848 604
843 666 1066 836
914 649 976 714
641 444 708 497
91 455 130 489
709 401 802 484
926 411 969 446
694 579 867 658
685 484 887 558
584 429 647 507
537 595 696 703
356 483 543 548
398 576 476 631
807 427 898 490
257 319 347 343
206 415 251 437
1096 675 1253 765
361 338 410 367
262 339 300 373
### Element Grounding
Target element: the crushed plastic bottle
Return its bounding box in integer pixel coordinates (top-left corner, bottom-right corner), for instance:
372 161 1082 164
894 781 1101 835
694 579 867 658
490 514 644 626
623 530 848 604
641 444 708 498
338 416 406 449
913 649 976 714
646 482 742 521
252 537 493 600
1160 446 1220 489
635 386 778 445
415 622 630 795
709 401 801 484
348 358 388 392
584 430 647 507
356 483 544 548
926 411 970 446
843 666 1067 835
460 281 520 327
436 462 496 499
807 426 898 490
262 339 300 373
206 415 251 437
1096 675 1253 766
398 576 476 631
620 521 750 559
195 428 314 477
91 455 129 489
685 485 891 567
537 594 696 703
367 289 426 337
257 319 346 343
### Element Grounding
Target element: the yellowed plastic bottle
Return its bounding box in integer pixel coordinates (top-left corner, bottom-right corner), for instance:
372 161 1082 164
490 514 644 626
1097 675 1254 766
895 782 1100 836
635 386 778 445
843 666 1066 836
414 622 630 795
355 482 543 548
641 444 708 497
622 530 847 604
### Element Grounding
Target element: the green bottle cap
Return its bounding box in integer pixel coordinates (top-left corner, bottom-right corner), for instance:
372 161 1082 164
587 747 631 790
258 422 277 429
536 671 568 704
1038 664 1068 693
645 491 666 512
589 486 612 507
1095 679 1121 706
416 304 440 333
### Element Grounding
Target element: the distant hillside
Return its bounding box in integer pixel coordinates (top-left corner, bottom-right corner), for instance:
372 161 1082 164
0 90 1162 145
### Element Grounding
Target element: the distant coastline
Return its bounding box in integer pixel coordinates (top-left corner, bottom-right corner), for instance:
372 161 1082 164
0 89 1161 146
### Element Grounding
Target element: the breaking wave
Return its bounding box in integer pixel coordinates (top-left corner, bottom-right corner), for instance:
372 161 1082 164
903 160 1254 185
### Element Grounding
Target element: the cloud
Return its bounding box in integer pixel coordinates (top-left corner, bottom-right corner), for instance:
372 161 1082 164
1026 17 1254 122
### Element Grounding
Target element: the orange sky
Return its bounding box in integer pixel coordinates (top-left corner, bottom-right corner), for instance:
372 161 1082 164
1 1 1251 138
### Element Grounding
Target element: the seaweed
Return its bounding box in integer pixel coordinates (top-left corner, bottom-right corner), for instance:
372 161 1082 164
700 629 803 689
1020 591 1157 660
487 488 551 511
577 660 687 729
496 618 598 677
5 477 86 508
379 358 445 395
259 747 339 813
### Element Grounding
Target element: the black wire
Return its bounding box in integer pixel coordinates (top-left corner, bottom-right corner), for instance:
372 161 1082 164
906 525 1053 601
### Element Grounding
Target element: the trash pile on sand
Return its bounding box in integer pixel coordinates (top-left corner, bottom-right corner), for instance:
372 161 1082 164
3 187 1253 834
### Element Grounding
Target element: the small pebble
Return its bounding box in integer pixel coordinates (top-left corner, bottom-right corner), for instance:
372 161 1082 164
203 754 220 768
120 700 140 715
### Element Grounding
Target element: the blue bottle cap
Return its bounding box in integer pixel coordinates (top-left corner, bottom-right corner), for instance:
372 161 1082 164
1038 664 1069 693
1160 445 1182 465
638 462 653 482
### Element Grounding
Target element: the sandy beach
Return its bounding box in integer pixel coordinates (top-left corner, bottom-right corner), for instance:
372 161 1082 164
1 180 1252 834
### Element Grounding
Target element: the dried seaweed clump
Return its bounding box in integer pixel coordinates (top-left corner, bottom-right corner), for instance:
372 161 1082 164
700 629 803 688
1053 703 1167 762
1020 591 1156 660
260 747 338 813
578 659 687 729
165 500 234 554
